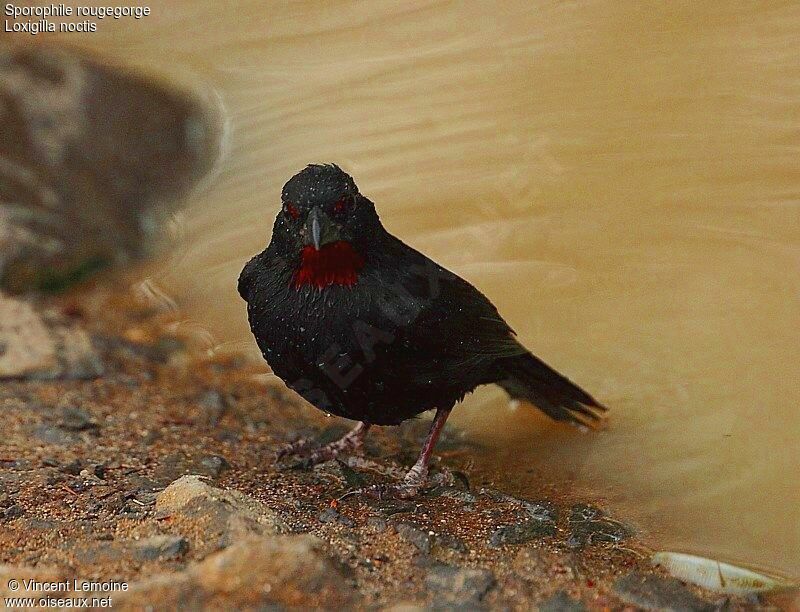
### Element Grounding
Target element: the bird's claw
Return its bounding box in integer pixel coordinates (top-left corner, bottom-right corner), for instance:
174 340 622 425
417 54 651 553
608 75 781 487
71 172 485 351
364 482 423 499
341 465 429 500
274 437 315 461
274 425 368 468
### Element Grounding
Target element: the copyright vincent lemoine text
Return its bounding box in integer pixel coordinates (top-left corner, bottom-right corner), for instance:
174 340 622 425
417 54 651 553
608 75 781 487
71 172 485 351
5 578 128 608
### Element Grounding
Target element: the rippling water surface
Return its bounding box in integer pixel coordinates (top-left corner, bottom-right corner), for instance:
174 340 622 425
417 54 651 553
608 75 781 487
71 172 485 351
60 0 800 575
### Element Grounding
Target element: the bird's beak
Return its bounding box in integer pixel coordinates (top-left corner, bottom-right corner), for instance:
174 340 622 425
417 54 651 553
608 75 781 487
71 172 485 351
305 207 341 250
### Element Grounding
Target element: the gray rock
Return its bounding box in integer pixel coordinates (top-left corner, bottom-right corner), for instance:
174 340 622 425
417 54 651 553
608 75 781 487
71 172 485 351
2 504 24 521
132 535 190 562
0 43 220 292
539 590 587 612
567 503 632 548
155 475 287 550
58 406 98 431
318 508 355 528
613 572 714 612
395 522 432 554
315 459 367 489
366 516 388 533
113 535 355 609
75 535 189 564
61 458 84 475
432 486 478 505
32 424 78 446
196 455 231 478
0 294 102 379
198 390 227 425
371 498 416 517
489 519 556 546
488 502 558 548
425 563 496 607
434 533 469 554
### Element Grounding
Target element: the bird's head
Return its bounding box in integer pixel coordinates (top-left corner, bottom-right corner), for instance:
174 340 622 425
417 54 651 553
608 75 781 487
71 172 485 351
271 164 382 288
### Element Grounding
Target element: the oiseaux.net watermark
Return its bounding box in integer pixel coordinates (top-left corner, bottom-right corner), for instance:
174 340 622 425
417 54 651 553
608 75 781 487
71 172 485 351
5 578 127 608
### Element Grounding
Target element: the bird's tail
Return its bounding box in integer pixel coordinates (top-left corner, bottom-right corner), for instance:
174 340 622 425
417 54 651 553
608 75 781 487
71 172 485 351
497 352 607 428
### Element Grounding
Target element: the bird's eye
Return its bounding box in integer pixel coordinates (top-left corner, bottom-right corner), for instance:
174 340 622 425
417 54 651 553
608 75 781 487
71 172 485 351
284 202 300 220
332 197 349 215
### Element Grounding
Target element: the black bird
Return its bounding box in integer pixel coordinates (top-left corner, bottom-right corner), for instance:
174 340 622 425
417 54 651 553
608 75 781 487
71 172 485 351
238 164 606 497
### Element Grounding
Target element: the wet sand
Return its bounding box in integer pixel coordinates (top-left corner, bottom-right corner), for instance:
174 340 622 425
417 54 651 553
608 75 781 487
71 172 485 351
0 277 769 610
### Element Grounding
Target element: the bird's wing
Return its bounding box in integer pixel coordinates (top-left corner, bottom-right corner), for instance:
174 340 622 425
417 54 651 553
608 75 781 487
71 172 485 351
378 238 527 369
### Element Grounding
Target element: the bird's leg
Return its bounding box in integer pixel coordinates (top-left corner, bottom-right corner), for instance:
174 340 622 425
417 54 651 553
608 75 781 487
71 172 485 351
276 422 371 466
367 407 452 499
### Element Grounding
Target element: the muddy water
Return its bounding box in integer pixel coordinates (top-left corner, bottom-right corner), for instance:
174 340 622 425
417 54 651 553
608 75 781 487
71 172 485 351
55 1 799 575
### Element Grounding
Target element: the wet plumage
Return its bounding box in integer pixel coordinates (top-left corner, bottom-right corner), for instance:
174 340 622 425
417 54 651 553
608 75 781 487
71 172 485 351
238 164 606 496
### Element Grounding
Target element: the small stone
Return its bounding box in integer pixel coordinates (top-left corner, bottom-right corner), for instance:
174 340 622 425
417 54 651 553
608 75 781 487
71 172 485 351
89 463 107 480
150 337 185 363
371 498 416 517
0 296 57 378
431 486 478 504
395 523 432 554
197 455 231 478
33 424 78 446
198 390 227 425
318 508 355 528
133 535 190 561
112 535 355 609
154 476 287 551
61 459 84 475
568 503 632 548
489 518 556 547
2 504 24 521
331 459 367 488
58 406 98 431
539 590 587 612
366 516 388 533
434 533 469 554
614 572 714 612
425 563 496 607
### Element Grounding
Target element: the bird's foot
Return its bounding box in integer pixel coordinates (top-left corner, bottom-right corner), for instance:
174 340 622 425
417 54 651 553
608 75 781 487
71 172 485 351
275 423 370 468
274 437 315 461
359 463 430 500
341 456 407 479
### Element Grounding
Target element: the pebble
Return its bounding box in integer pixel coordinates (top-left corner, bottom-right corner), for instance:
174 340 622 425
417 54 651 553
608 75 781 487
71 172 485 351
425 563 496 608
58 406 99 431
133 535 190 562
197 455 231 478
2 504 24 521
366 516 388 533
395 522 432 554
567 503 632 548
614 572 715 611
539 590 587 612
318 507 356 527
198 390 227 425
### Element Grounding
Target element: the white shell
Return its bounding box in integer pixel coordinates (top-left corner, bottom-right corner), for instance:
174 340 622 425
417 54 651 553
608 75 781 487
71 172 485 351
652 551 792 595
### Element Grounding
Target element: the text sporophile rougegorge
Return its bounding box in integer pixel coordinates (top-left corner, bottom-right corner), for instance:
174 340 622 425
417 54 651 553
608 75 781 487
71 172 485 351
4 3 151 34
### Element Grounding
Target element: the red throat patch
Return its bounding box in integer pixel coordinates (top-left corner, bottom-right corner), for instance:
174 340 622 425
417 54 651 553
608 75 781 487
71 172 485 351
293 241 365 289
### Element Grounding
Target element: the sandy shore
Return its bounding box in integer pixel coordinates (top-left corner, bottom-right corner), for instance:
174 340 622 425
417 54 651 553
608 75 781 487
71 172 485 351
0 280 762 610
